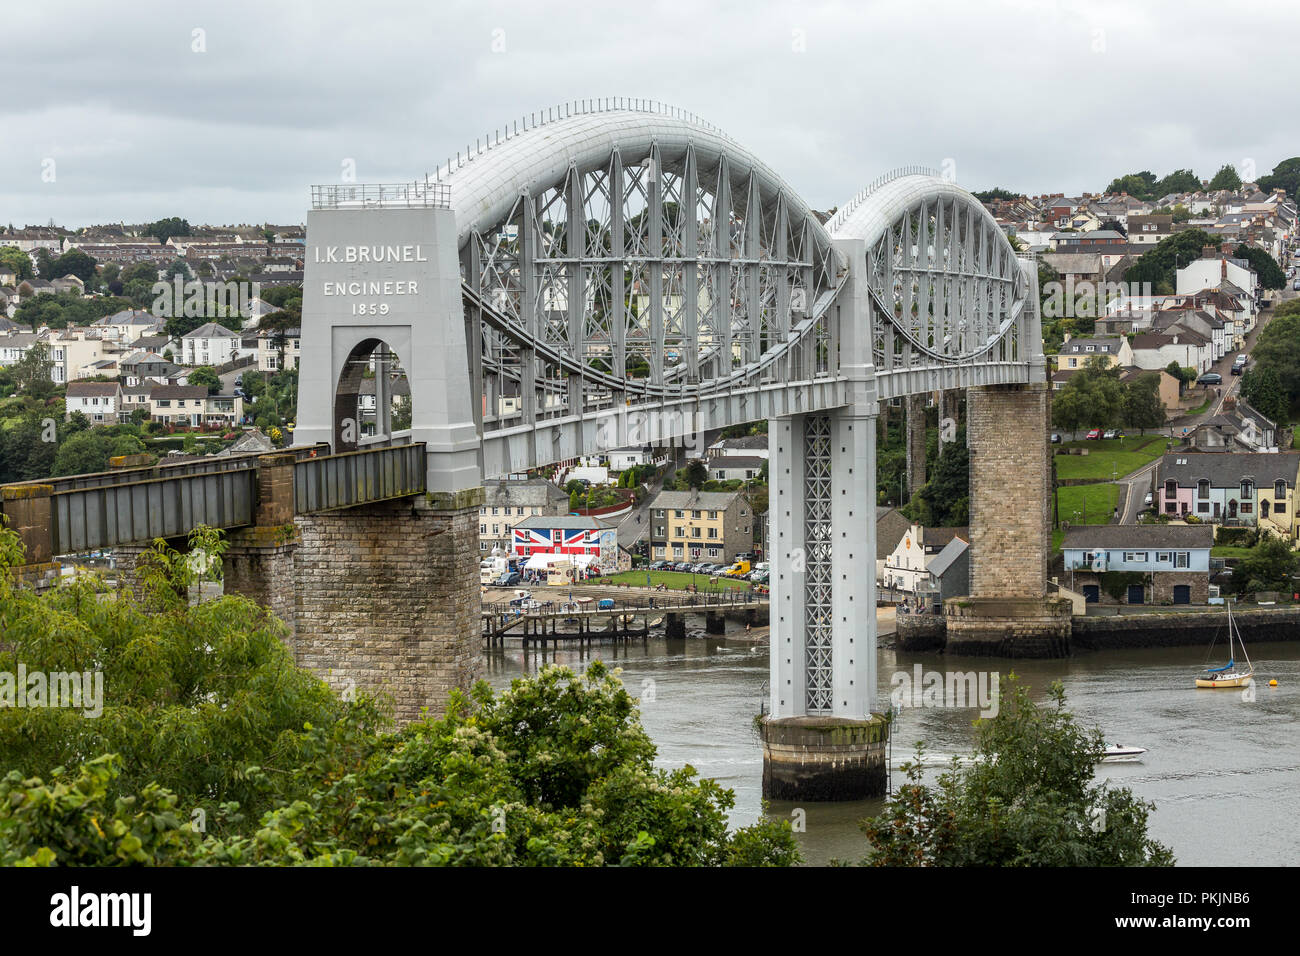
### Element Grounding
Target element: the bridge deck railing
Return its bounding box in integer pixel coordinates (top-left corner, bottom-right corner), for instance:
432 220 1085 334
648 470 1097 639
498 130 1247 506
51 468 257 555
1 443 332 494
294 442 426 514
4 442 428 559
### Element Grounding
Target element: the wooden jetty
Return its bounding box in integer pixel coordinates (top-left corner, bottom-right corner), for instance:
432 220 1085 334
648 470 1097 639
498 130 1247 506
481 591 768 647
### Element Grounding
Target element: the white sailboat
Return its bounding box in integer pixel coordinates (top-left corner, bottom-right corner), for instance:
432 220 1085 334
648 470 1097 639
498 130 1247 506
1195 599 1254 689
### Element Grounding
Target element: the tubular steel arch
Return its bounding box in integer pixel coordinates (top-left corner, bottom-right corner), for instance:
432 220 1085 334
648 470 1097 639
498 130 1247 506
368 101 1039 477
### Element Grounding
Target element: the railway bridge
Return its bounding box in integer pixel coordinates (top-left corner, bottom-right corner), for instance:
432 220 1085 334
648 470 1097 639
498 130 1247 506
3 99 1062 799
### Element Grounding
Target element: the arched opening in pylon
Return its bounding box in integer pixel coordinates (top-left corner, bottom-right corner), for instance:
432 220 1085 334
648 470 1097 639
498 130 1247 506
333 337 411 451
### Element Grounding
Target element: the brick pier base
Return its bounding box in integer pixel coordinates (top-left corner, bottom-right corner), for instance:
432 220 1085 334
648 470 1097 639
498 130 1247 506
948 383 1069 656
944 596 1073 657
294 489 485 723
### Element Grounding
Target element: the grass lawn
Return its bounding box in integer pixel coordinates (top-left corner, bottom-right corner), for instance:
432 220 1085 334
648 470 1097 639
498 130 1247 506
1054 436 1169 481
605 570 753 591
1210 546 1254 560
1054 483 1119 525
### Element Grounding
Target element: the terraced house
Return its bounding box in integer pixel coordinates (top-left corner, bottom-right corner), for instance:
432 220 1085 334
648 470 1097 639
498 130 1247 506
1156 452 1300 537
649 489 751 563
1063 524 1213 605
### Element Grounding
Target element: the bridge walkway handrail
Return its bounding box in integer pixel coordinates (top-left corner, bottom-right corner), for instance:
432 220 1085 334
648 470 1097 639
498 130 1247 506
1 443 332 494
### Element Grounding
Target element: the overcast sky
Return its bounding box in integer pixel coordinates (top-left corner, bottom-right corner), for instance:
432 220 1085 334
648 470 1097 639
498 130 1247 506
5 0 1297 228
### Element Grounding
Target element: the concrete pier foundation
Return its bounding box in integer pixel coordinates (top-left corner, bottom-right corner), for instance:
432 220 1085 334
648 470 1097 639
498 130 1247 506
760 715 889 801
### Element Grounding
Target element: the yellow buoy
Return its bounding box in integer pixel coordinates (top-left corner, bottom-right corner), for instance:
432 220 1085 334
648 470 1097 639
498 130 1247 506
1269 679 1278 686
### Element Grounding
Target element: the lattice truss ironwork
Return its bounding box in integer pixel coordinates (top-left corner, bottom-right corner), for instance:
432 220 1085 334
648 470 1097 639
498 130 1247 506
865 195 1027 372
460 142 840 431
802 414 834 715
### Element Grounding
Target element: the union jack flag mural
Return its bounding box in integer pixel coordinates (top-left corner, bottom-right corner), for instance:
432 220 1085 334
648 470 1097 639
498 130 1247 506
512 526 603 557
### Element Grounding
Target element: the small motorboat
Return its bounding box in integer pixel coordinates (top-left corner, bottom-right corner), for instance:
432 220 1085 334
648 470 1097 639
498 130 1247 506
1100 744 1147 763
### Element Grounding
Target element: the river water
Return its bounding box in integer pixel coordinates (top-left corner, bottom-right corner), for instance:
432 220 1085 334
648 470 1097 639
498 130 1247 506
483 618 1300 866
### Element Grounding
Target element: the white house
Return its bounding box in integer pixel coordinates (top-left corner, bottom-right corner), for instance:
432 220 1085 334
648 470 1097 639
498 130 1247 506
257 326 300 371
65 382 122 424
1177 256 1258 300
181 322 241 367
1128 331 1215 375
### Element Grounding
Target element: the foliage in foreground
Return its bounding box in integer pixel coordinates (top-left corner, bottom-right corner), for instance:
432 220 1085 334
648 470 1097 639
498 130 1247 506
859 677 1174 866
0 526 796 866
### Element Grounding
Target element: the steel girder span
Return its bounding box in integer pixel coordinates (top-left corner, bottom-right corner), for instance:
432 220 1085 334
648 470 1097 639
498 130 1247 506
438 102 1040 478
825 172 1046 399
444 100 845 479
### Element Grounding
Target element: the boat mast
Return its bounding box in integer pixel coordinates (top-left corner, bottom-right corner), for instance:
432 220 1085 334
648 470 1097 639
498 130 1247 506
1227 599 1235 662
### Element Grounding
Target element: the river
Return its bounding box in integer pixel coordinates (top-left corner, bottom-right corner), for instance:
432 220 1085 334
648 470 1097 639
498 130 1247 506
484 618 1300 866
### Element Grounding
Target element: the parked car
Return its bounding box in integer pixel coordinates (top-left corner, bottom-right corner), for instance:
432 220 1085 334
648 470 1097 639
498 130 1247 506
649 560 667 571
1293 279 1300 291
1085 428 1102 440
1198 373 1222 386
1102 429 1117 439
495 571 521 587
1050 433 1061 444
1144 492 1153 506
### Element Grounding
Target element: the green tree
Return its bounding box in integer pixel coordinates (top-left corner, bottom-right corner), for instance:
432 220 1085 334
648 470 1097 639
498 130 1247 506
1232 536 1299 596
1153 168 1200 195
187 365 221 394
1245 306 1300 407
1051 358 1123 431
1124 229 1215 293
0 525 799 866
1120 372 1167 433
860 676 1174 866
0 414 59 482
1208 163 1242 191
1240 364 1286 422
52 430 112 476
677 459 708 490
1104 171 1157 200
1258 157 1300 202
1232 243 1284 290
50 248 97 283
915 427 969 526
0 245 34 281
145 217 192 244
11 342 55 400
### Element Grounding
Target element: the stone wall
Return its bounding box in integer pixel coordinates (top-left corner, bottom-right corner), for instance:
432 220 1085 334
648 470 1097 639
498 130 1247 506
968 384 1050 600
945 596 1073 657
1150 571 1209 605
906 394 927 497
895 613 946 651
1073 605 1300 649
294 489 485 723
223 527 300 645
